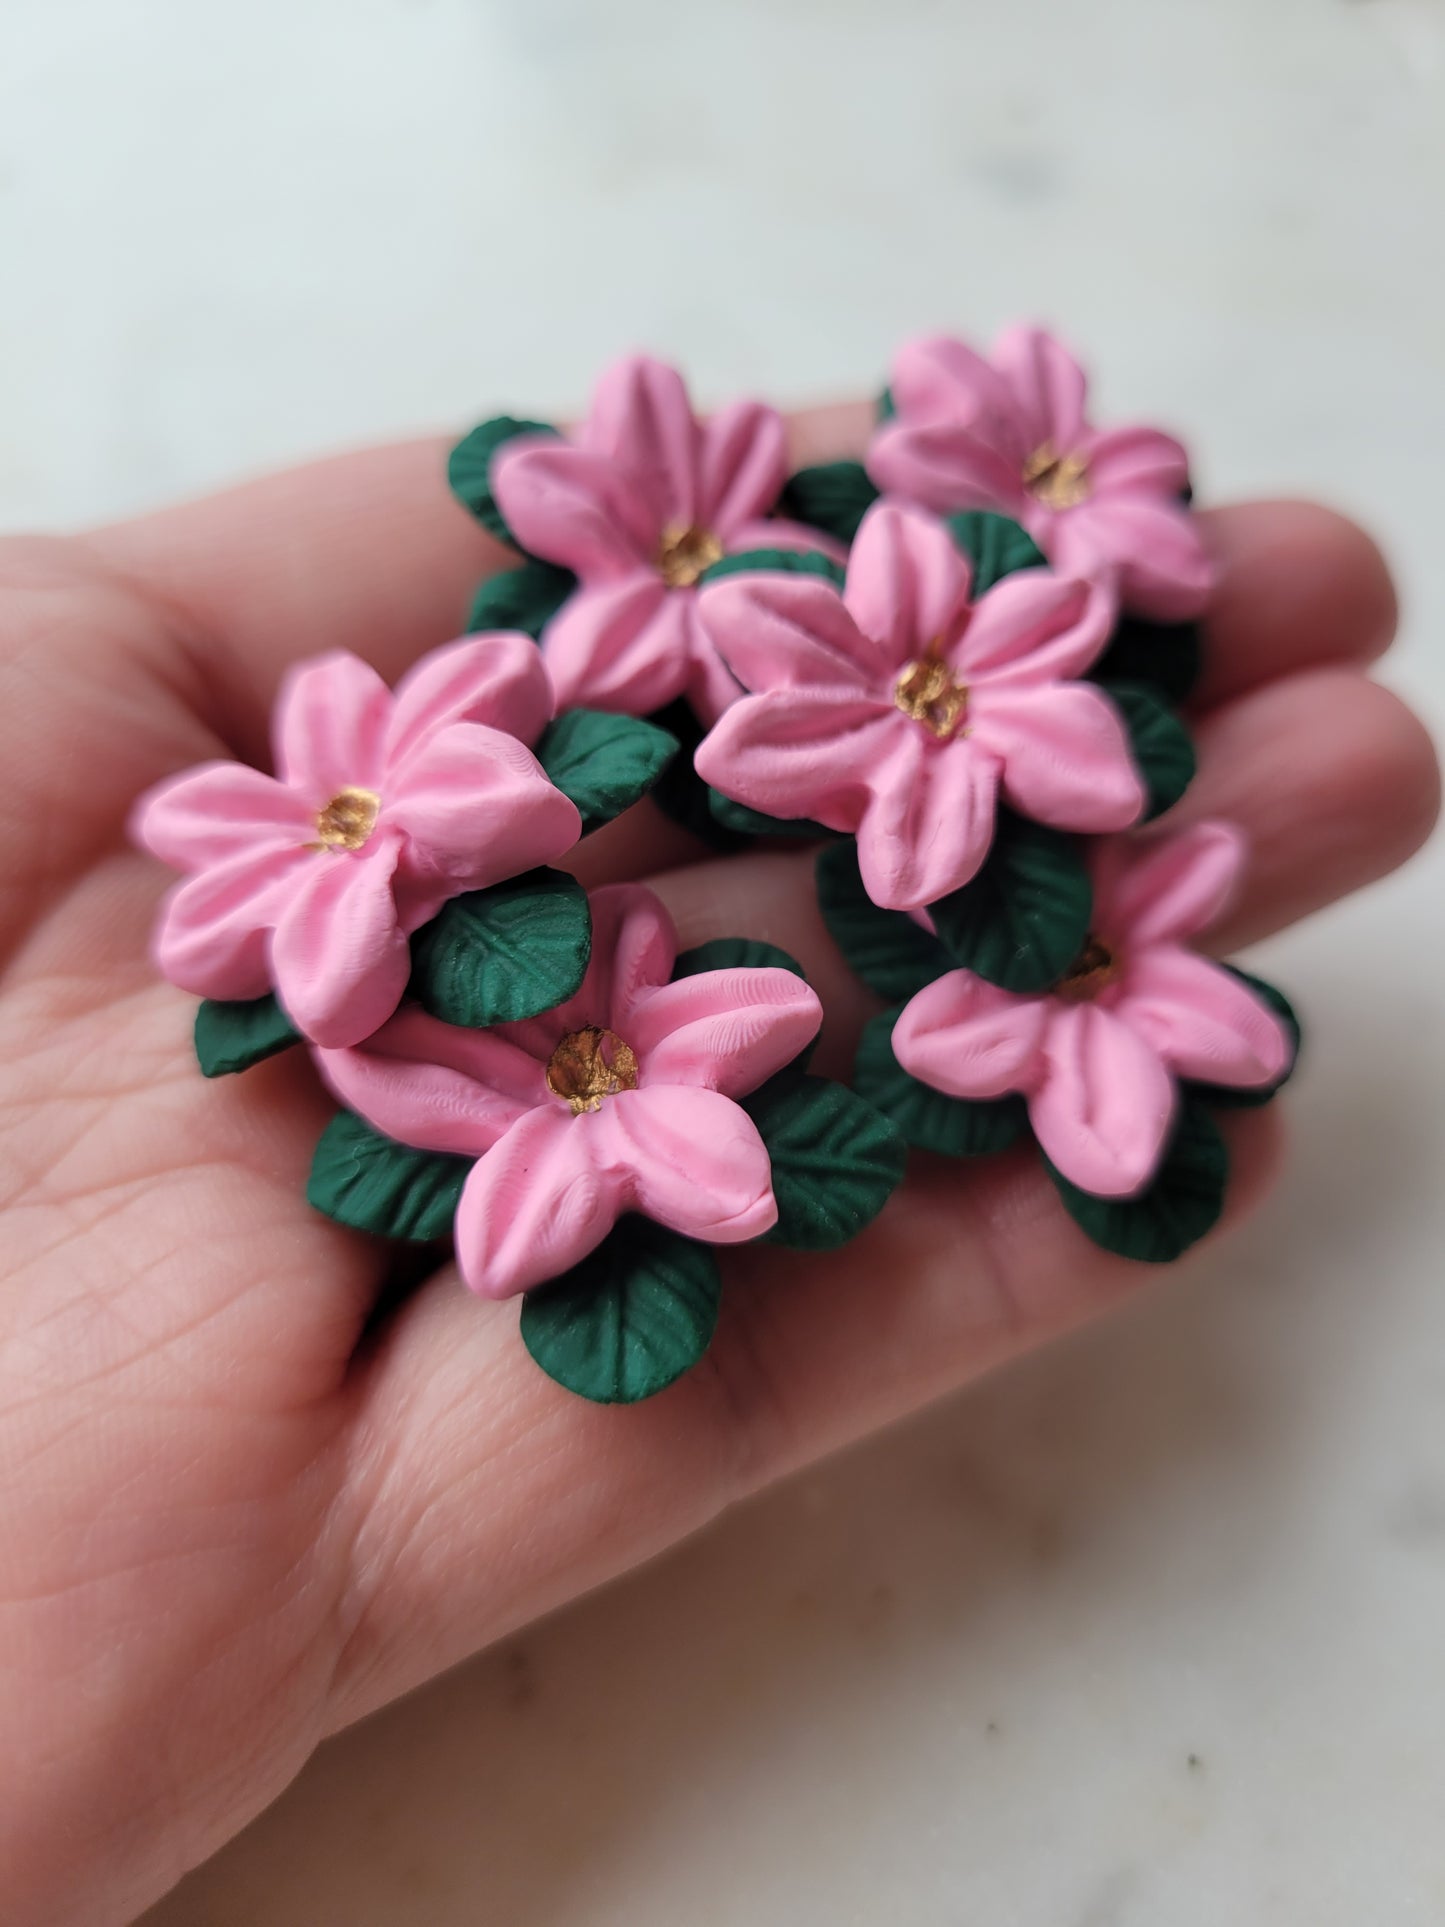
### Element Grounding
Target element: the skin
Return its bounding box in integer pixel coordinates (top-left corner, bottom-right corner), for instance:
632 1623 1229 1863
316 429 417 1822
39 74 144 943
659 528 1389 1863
0 400 1436 1925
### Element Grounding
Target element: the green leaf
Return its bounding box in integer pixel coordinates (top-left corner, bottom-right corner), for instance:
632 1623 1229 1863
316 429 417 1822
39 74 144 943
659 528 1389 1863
193 993 299 1078
672 937 809 982
815 841 953 1001
877 386 896 422
853 1006 1029 1157
946 511 1047 593
775 461 879 546
520 1218 721 1403
1044 1097 1228 1264
745 1074 906 1249
698 546 847 589
1101 679 1197 819
929 813 1092 993
1092 615 1202 707
706 787 836 842
534 708 679 834
307 1111 470 1242
410 868 591 1028
448 416 559 545
1189 968 1302 1110
467 557 575 639
645 700 751 850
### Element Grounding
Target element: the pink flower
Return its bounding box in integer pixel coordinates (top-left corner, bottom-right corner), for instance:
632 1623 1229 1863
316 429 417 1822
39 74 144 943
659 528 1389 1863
134 636 581 1048
314 884 823 1297
694 500 1146 911
891 822 1294 1197
492 353 835 723
868 325 1212 621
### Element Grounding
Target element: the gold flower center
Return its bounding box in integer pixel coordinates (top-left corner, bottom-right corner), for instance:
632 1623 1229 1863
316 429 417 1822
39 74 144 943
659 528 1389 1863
546 1026 639 1115
656 522 724 589
894 655 969 740
1054 936 1120 1004
1023 442 1091 510
313 786 381 851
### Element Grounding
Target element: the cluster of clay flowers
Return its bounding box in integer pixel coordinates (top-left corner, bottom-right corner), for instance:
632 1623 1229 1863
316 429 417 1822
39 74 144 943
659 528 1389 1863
132 327 1301 1403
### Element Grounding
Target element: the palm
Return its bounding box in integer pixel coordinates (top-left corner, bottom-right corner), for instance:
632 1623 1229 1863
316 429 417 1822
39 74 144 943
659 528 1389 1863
0 426 1433 1926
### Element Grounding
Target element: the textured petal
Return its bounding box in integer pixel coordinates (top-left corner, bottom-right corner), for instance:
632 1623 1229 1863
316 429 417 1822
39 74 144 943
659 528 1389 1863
888 333 1015 437
630 968 822 1096
854 729 1000 911
580 354 700 529
386 633 553 769
891 971 1050 1099
1117 949 1293 1089
1083 423 1190 497
955 570 1110 685
1093 821 1247 948
698 399 788 535
386 721 580 890
274 652 391 797
135 762 310 871
694 689 899 832
497 882 677 1060
679 595 745 727
491 439 658 578
698 571 883 694
843 501 975 664
866 417 1025 519
454 1105 623 1299
726 516 849 563
269 839 409 1048
152 846 308 1001
992 324 1089 453
969 682 1146 832
539 572 684 715
1049 494 1212 621
313 1008 542 1158
600 1086 777 1244
1030 1003 1177 1198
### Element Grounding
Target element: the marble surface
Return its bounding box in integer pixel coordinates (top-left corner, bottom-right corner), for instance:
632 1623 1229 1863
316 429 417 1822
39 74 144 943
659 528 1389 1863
4 0 1445 1920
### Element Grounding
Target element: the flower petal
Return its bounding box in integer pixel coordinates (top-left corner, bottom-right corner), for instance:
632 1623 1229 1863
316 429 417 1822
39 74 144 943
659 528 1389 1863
269 839 410 1047
888 333 1014 436
385 721 580 896
386 633 553 769
153 845 308 1000
725 516 848 563
1049 495 1211 622
274 652 391 797
580 354 700 530
454 1104 623 1299
601 1086 777 1244
866 417 1025 519
1083 424 1190 497
539 572 684 715
135 762 311 871
694 688 899 831
855 728 1000 911
491 439 658 578
843 501 975 664
1092 821 1246 948
969 682 1146 832
1116 949 1293 1089
891 971 1049 1099
956 570 1111 685
698 399 788 535
313 1008 542 1157
630 968 822 1096
992 324 1089 454
1030 1002 1176 1198
698 570 883 694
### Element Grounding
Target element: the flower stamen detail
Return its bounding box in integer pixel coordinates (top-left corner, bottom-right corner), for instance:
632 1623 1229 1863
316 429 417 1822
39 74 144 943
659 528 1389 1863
1054 935 1120 1004
656 522 724 590
894 656 969 740
313 787 381 851
1023 442 1091 510
546 1026 640 1114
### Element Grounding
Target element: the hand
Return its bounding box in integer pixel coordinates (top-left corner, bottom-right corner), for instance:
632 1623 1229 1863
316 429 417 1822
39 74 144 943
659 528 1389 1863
0 404 1434 1925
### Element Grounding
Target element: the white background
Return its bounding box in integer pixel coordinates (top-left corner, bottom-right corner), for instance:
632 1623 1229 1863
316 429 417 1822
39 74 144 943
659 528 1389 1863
4 2 1444 1921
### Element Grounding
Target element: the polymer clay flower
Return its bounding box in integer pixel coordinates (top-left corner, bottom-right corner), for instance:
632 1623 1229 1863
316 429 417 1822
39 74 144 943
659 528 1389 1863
315 884 823 1297
868 325 1211 621
490 354 830 721
891 822 1294 1197
134 636 581 1048
695 499 1146 910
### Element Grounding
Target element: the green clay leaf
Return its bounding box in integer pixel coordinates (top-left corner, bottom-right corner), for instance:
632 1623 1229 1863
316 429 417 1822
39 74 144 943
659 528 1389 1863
448 416 559 545
853 1006 1029 1157
193 993 299 1078
775 461 879 547
815 841 952 1001
1100 679 1198 819
410 867 591 1028
534 708 679 835
706 787 836 842
946 511 1047 594
928 813 1092 994
645 700 751 851
1092 615 1202 707
745 1074 906 1250
1044 1096 1228 1264
877 386 896 422
698 546 847 589
520 1218 721 1403
672 937 809 982
307 1111 470 1242
1189 968 1302 1110
467 557 575 639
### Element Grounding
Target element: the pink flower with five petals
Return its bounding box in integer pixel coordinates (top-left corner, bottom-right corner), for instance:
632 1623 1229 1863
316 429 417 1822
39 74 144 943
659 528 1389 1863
867 325 1212 621
891 822 1294 1198
134 635 581 1048
694 500 1146 911
492 353 835 723
314 884 823 1298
